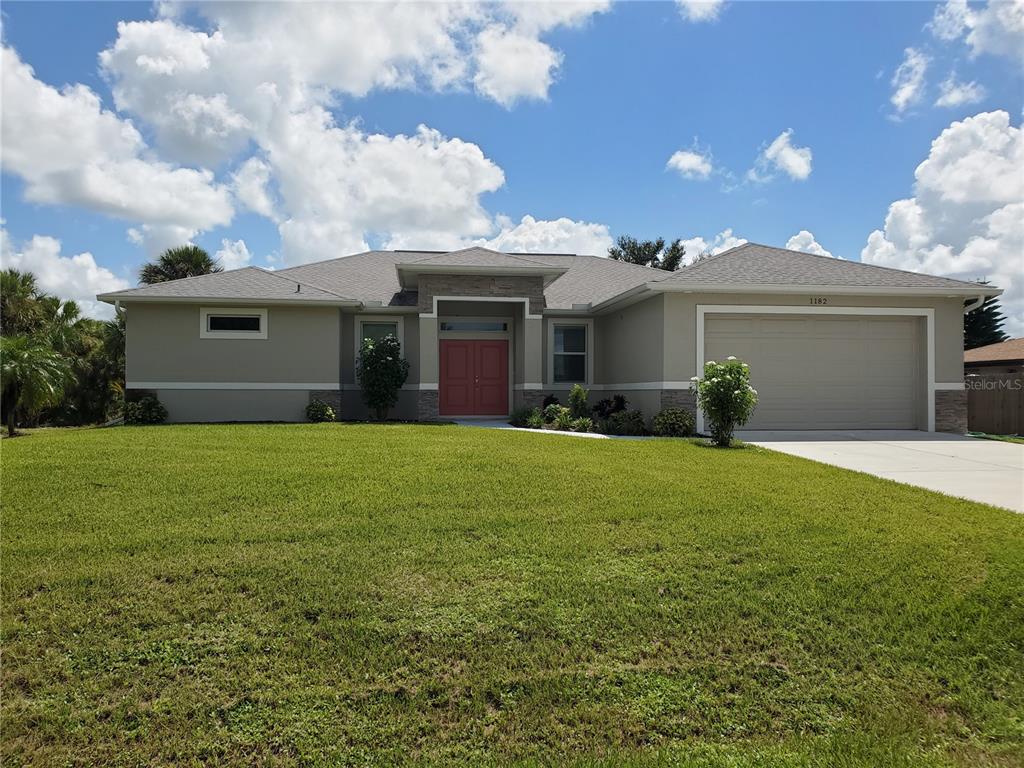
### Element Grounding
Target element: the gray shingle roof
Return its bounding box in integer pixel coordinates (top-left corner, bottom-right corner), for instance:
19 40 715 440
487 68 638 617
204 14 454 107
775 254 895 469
400 246 556 269
660 242 991 291
97 266 353 303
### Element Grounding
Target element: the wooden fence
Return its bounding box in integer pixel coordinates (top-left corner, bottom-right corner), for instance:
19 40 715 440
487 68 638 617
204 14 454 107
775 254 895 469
966 374 1023 436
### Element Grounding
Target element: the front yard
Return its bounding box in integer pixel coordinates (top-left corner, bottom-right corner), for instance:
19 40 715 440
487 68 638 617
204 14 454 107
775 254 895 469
3 425 1022 766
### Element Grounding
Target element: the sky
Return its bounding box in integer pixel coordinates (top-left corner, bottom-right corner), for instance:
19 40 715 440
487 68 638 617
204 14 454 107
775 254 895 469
1 0 1022 331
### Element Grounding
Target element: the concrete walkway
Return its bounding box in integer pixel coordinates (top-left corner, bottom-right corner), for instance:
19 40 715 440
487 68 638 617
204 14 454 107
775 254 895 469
737 430 1024 512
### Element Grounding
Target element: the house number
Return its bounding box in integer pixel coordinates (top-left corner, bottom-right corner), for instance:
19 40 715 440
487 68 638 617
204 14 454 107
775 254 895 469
809 297 828 305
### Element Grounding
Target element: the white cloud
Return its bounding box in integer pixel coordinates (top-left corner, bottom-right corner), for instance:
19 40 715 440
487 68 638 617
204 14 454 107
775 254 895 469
862 110 1024 335
930 0 1024 60
935 73 987 107
679 229 748 262
676 0 726 23
478 214 613 255
667 148 713 180
786 230 837 259
214 239 253 270
232 157 279 222
473 26 561 107
0 228 129 320
890 47 929 114
748 130 813 182
127 224 198 257
1 45 233 233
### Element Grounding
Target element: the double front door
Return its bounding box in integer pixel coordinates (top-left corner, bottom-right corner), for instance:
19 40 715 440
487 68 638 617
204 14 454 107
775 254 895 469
439 339 509 416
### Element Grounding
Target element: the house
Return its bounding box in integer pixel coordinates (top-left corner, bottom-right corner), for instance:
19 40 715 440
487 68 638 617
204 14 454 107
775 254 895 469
964 338 1024 376
97 243 1000 432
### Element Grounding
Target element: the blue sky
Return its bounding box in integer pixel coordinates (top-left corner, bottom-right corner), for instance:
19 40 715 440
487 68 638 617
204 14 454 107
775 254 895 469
1 1 1022 330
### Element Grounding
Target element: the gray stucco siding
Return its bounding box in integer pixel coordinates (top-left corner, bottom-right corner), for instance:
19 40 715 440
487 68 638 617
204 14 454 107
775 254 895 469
126 303 340 385
595 295 665 385
154 389 311 422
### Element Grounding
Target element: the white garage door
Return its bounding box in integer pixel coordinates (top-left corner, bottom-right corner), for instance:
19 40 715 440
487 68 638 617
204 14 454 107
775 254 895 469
704 314 922 430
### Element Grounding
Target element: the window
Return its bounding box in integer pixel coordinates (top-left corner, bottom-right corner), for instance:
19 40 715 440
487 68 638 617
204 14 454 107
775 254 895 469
439 320 508 332
360 321 398 344
199 307 267 339
552 323 588 384
354 315 404 358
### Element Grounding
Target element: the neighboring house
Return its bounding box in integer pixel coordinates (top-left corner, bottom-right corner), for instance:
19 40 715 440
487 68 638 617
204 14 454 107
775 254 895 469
964 338 1024 376
97 243 1000 432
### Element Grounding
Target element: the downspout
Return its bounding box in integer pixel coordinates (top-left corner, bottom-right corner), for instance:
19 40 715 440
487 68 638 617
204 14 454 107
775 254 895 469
963 294 986 314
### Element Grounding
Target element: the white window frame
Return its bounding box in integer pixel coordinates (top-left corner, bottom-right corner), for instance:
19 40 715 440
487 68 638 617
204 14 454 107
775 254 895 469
354 314 405 360
548 319 593 386
199 307 268 339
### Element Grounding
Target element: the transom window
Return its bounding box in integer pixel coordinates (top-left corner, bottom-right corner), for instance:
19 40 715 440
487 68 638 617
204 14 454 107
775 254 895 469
440 320 508 332
199 307 268 339
360 321 399 344
553 324 588 383
355 315 404 358
208 315 261 332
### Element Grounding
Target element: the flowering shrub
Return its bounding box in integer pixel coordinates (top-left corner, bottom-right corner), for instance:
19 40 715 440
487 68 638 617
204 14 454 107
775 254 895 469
306 399 336 423
693 357 757 446
356 335 410 420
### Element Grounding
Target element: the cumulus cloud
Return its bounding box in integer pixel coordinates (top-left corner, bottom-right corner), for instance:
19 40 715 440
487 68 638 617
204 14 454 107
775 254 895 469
890 47 929 114
676 0 726 22
232 157 279 222
1 45 233 234
862 110 1023 335
930 0 1024 60
473 26 561 107
679 229 748 262
478 214 614 255
786 230 837 259
935 73 987 107
667 147 714 180
748 130 813 182
0 228 129 319
214 239 254 270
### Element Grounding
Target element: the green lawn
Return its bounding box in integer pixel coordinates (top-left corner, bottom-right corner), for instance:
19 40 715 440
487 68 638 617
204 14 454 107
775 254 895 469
3 425 1022 767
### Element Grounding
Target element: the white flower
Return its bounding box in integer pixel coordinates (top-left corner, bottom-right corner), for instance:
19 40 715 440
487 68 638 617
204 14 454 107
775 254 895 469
690 376 700 382
706 360 716 366
751 389 758 395
741 363 749 368
727 356 737 361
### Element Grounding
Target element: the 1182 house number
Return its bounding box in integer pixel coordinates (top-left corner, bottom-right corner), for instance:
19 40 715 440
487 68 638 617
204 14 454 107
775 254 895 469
809 297 829 305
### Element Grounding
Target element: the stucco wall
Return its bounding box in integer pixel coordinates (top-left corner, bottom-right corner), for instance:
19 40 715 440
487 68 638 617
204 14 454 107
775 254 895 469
594 294 665 384
126 302 341 384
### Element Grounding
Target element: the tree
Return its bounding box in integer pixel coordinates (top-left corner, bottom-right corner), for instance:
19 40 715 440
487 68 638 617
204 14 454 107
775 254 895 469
1 269 44 336
356 335 410 420
964 295 1009 350
607 236 686 271
694 357 758 447
1 335 71 436
139 245 222 285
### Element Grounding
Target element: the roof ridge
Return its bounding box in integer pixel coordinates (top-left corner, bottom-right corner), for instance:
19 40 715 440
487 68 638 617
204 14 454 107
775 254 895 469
408 246 555 268
276 250 382 273
120 264 260 292
251 267 355 300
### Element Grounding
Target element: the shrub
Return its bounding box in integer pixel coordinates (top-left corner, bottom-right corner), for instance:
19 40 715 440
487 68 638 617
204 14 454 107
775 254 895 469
568 384 589 418
542 394 560 409
652 407 694 437
508 407 536 427
306 399 336 423
694 357 758 447
570 416 594 433
525 408 545 429
356 335 410 420
124 395 167 425
543 403 565 422
592 394 627 419
552 407 574 431
604 409 646 436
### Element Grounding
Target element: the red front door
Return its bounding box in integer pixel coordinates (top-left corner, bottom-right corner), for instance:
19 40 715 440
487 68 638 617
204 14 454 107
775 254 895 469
439 339 509 416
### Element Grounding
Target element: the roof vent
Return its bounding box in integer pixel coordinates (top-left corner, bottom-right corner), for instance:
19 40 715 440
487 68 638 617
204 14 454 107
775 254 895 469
295 284 301 293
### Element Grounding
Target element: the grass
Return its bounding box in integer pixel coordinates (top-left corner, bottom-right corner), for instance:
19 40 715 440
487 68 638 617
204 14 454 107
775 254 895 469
968 432 1024 445
2 424 1022 767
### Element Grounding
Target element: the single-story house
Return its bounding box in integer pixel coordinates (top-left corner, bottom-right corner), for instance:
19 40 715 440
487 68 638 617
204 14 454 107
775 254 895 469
97 243 1001 432
964 338 1024 376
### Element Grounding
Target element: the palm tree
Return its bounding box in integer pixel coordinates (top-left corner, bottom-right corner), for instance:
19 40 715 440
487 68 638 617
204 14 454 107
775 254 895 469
0 335 71 436
1 269 44 335
139 245 222 285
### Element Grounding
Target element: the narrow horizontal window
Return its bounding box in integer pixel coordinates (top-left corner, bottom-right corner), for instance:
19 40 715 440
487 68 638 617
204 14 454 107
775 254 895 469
360 322 398 343
208 315 261 332
553 324 587 383
440 321 508 332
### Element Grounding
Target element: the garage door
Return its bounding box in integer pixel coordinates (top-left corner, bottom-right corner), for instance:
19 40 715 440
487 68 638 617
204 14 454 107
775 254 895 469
704 314 922 430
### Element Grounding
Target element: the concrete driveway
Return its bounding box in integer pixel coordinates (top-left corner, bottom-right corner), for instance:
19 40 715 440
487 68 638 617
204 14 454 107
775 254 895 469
737 430 1024 512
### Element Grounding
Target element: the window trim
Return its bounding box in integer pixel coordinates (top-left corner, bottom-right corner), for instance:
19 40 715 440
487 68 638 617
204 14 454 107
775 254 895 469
199 307 268 339
354 314 405 360
547 319 593 386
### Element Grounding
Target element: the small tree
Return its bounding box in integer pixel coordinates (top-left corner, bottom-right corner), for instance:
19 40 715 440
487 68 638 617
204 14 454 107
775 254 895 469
139 245 222 285
964 294 1009 350
356 335 409 421
608 236 686 271
694 357 758 447
568 383 589 417
0 335 71 436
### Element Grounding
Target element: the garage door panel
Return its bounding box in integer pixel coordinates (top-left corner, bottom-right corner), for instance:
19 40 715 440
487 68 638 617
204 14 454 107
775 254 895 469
705 314 920 430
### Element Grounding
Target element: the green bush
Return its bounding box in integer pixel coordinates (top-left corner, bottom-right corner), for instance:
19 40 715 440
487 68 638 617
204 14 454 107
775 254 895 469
568 384 589 418
124 395 167 425
570 416 594 433
694 357 758 447
306 399 336 423
543 403 564 422
356 335 410 420
525 408 545 429
592 394 627 419
604 409 646 436
652 407 694 437
508 407 536 427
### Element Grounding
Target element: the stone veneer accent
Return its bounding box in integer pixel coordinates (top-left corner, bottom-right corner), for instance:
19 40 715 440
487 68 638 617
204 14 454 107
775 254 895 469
518 390 546 410
935 389 967 433
417 274 545 315
309 390 342 417
660 389 696 415
417 390 439 420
